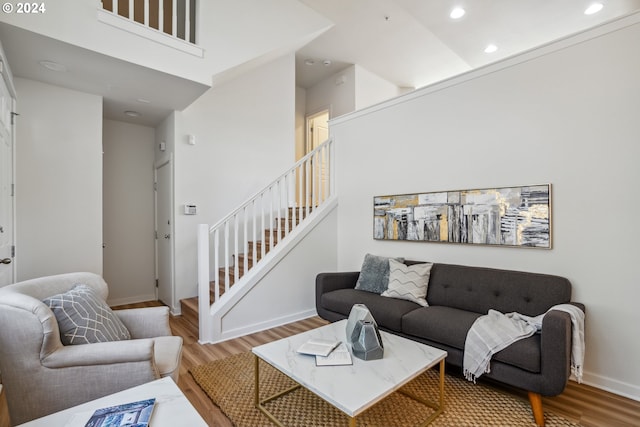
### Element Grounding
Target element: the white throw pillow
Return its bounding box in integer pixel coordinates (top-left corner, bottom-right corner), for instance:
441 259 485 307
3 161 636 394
381 259 433 307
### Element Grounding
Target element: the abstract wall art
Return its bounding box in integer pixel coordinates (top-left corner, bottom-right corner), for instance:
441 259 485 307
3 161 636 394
373 184 551 248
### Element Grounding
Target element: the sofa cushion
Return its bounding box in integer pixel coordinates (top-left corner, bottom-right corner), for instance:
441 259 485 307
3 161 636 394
354 253 403 294
402 306 541 373
426 264 572 316
382 260 433 306
402 306 481 350
492 334 541 373
43 284 131 345
320 289 420 332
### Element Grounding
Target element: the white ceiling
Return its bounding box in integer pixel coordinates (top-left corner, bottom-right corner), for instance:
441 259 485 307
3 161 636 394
295 0 640 89
0 23 210 127
2 1 639 127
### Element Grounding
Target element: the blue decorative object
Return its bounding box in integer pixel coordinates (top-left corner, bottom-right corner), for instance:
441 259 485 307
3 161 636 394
350 319 384 360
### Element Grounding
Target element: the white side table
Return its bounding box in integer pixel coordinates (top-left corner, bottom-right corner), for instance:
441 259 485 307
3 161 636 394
17 377 207 427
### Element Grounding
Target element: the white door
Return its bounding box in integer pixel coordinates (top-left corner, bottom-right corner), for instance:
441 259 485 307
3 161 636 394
155 159 174 309
0 64 15 287
306 111 329 204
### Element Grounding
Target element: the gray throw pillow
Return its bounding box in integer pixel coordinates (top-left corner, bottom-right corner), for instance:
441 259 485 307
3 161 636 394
354 253 404 294
382 259 433 306
43 284 131 345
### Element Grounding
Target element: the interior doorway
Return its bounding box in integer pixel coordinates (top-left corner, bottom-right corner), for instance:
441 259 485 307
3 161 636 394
155 157 174 310
296 109 329 206
0 64 15 286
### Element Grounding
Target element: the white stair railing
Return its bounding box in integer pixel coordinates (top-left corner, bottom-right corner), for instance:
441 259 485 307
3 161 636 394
101 0 196 44
197 138 334 337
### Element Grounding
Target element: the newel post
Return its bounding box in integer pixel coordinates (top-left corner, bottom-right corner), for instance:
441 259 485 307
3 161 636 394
197 223 212 342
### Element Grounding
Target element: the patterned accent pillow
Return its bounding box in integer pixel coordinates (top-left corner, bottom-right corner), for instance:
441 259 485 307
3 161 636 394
43 284 131 345
354 254 404 294
381 259 433 306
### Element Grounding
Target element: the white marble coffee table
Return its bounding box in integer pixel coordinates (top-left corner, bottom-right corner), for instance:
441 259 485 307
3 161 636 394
252 319 447 426
16 377 207 427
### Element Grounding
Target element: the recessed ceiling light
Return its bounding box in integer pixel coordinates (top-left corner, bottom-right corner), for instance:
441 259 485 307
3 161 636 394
304 59 315 66
38 60 67 72
450 7 465 19
136 98 151 104
484 44 498 53
584 3 603 15
124 110 141 117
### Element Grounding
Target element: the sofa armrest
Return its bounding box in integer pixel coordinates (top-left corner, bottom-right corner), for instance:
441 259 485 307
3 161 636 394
538 305 585 395
41 339 155 368
315 272 360 318
316 272 360 294
115 306 172 338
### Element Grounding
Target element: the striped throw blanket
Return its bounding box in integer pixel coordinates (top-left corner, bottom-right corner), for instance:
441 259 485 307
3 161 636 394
463 304 585 383
463 309 537 382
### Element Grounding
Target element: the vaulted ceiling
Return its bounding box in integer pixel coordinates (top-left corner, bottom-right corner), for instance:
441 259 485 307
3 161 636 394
295 0 640 89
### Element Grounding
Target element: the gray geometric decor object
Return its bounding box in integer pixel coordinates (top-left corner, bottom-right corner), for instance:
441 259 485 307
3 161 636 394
345 303 376 342
350 319 384 361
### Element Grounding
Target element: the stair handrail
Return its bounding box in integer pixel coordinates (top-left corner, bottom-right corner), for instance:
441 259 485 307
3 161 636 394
198 137 334 336
207 138 334 233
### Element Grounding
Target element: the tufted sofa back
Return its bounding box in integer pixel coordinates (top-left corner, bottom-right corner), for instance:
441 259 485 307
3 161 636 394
414 262 572 316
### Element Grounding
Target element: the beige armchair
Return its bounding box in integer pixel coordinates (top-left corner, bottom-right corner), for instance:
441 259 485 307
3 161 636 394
0 272 183 425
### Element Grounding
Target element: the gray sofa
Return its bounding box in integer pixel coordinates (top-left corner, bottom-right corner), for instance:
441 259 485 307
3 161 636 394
315 260 585 427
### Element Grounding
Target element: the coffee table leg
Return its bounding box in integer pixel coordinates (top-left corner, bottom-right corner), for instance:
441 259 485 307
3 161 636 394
254 355 303 427
397 359 445 426
438 359 445 409
254 354 260 408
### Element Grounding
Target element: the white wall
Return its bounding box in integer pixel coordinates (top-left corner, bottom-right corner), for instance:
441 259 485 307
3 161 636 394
103 120 156 305
306 66 356 119
15 78 102 280
331 15 640 400
220 207 338 339
354 65 404 110
295 86 307 161
306 65 403 121
173 54 297 304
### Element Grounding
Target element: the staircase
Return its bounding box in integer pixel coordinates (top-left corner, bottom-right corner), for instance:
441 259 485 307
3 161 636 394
183 138 335 342
179 208 309 328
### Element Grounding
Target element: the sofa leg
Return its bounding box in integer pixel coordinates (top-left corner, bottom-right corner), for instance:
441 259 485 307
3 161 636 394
528 391 545 426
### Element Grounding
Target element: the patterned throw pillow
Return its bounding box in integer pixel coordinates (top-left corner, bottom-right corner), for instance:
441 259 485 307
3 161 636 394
43 284 131 345
354 254 404 294
381 259 433 306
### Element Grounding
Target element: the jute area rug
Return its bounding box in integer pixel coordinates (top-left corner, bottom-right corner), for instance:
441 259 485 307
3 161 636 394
190 352 580 427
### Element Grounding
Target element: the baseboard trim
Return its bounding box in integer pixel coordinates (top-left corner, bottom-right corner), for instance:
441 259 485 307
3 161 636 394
581 371 640 402
107 293 157 308
200 309 317 345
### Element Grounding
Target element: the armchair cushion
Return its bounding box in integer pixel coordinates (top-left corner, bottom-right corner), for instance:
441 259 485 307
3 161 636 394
43 284 131 345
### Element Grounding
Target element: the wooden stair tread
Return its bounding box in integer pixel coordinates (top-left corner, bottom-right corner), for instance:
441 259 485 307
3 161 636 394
180 210 317 330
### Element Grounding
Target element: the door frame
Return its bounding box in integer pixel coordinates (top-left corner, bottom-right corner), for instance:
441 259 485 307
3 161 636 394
305 108 330 154
0 57 17 286
154 155 175 312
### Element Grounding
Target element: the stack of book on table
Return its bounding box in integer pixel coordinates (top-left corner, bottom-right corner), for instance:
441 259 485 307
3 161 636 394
296 338 353 366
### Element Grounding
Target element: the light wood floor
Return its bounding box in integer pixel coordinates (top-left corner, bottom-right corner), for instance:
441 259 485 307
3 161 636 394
2 303 638 427
164 306 639 427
